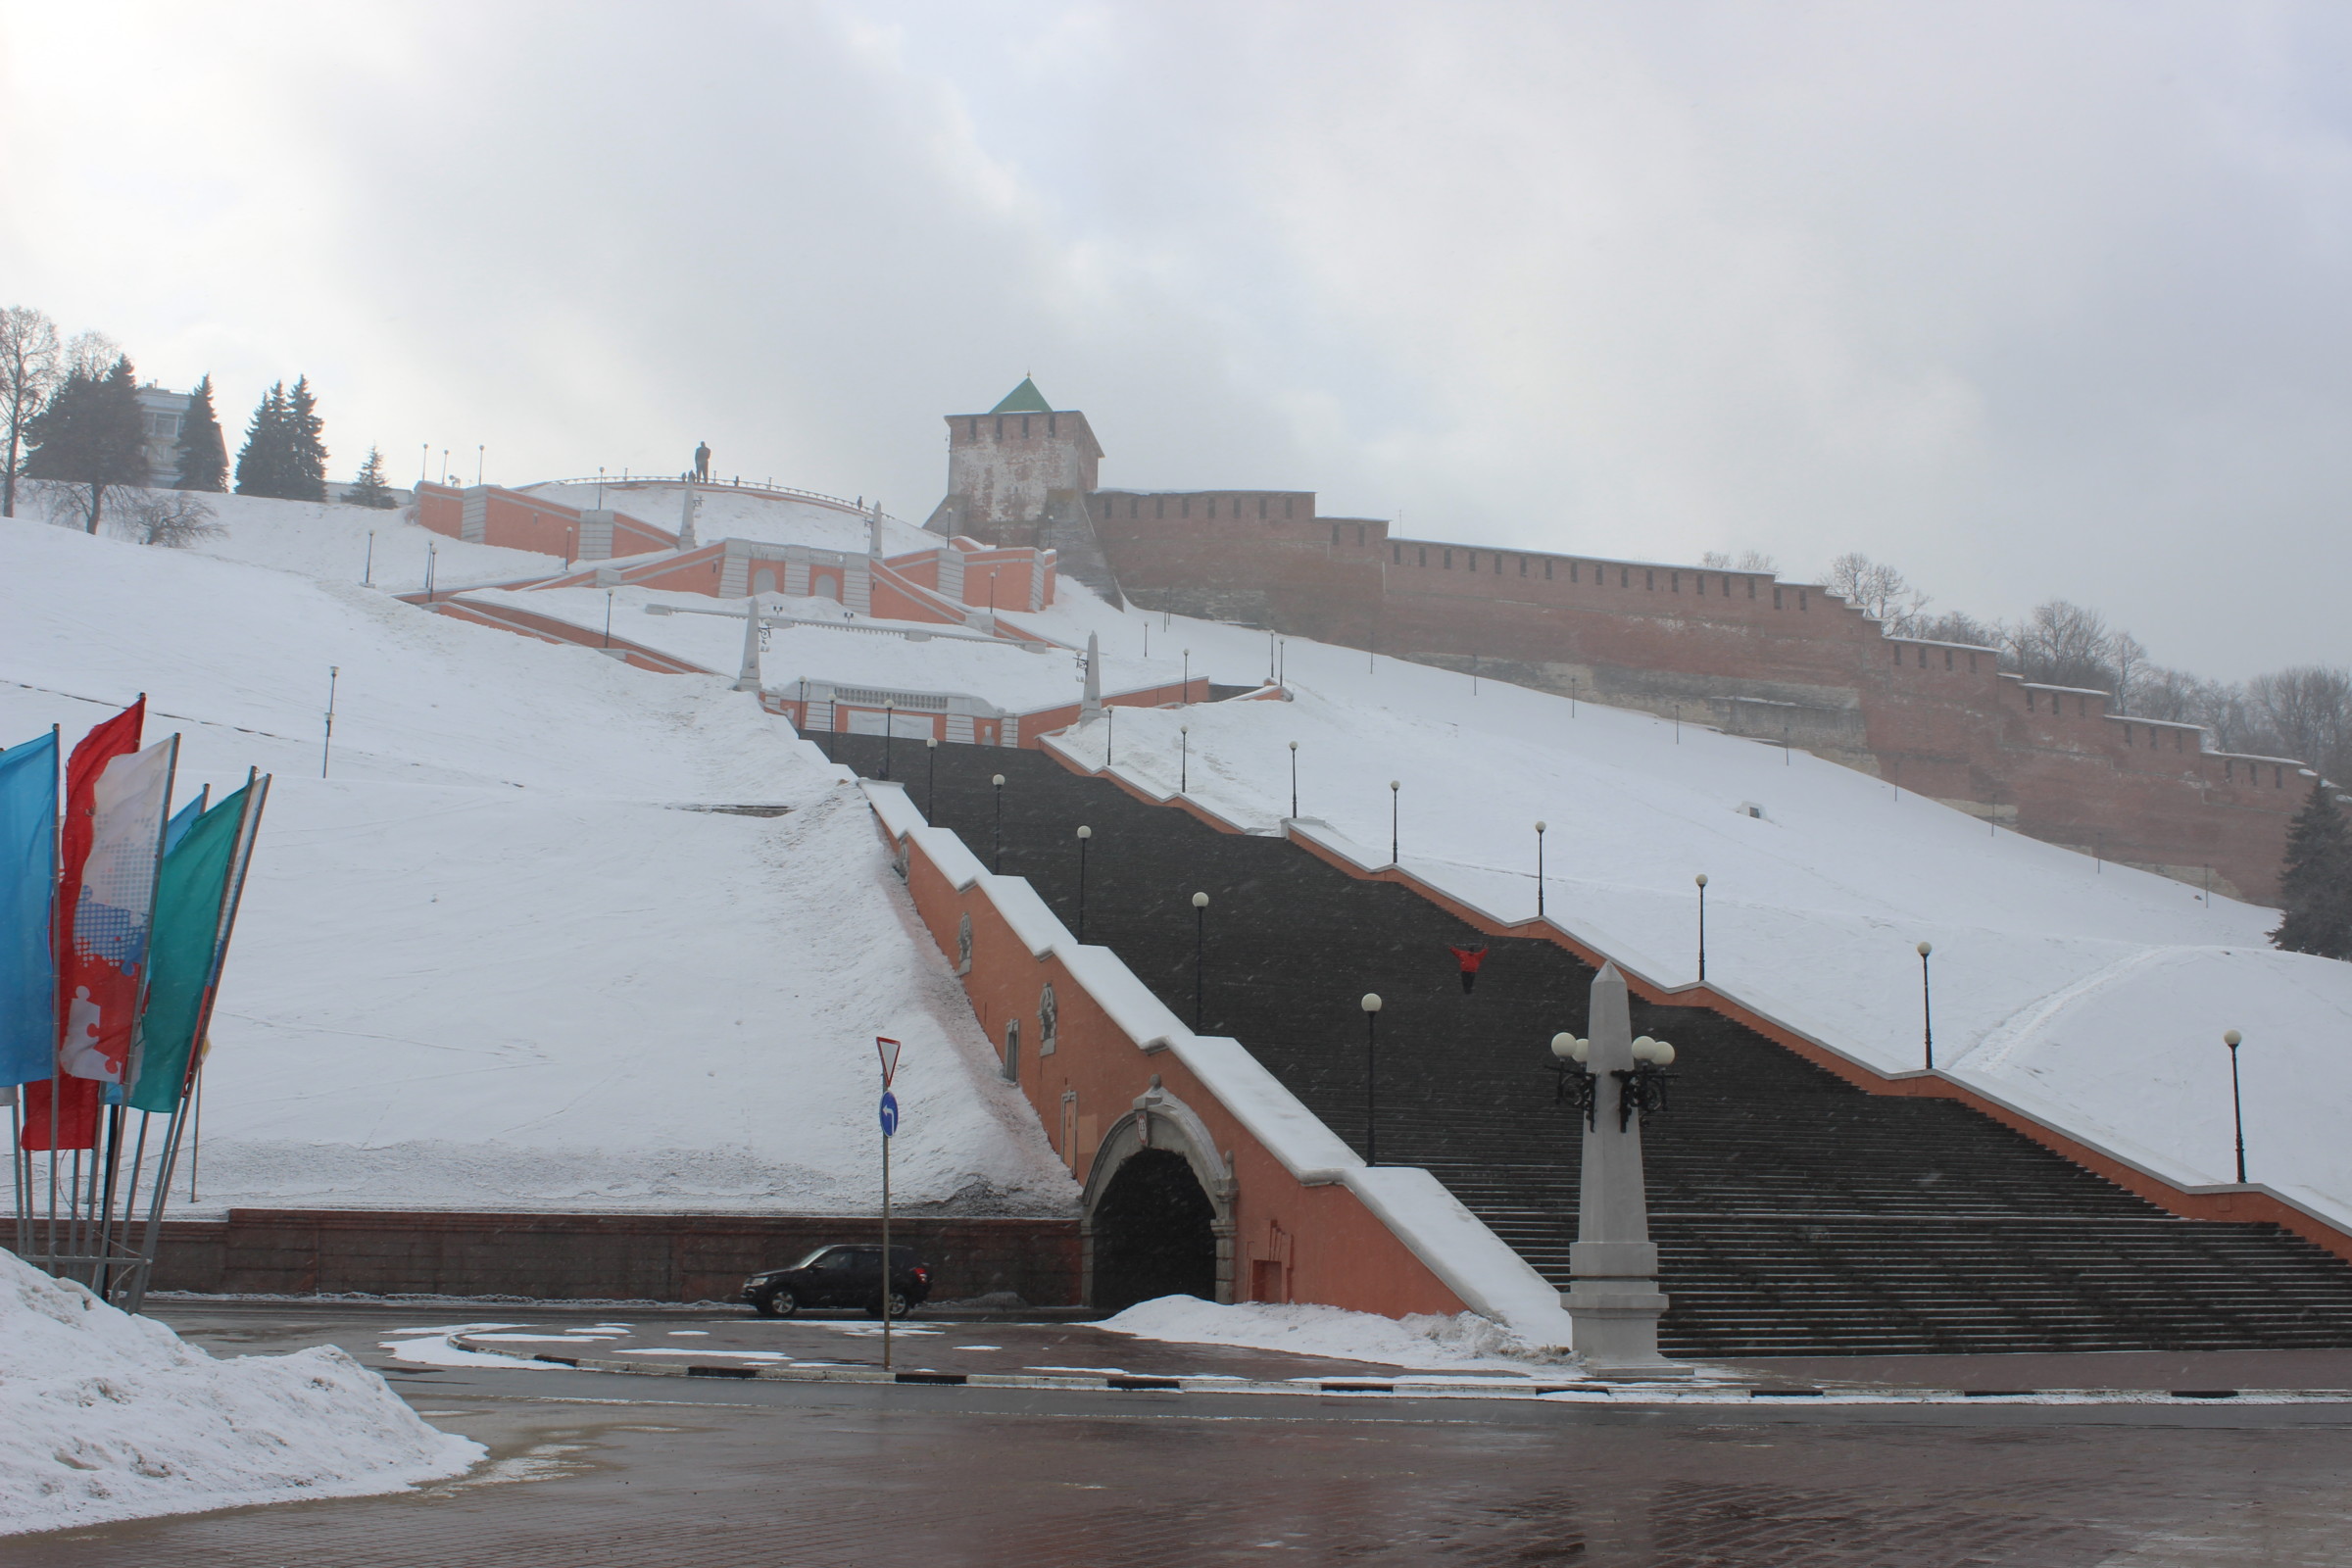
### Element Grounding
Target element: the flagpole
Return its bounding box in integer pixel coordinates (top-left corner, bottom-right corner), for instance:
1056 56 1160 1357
99 734 176 1298
130 772 267 1310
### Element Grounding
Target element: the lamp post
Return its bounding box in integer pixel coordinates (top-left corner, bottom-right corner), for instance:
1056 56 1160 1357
1288 741 1298 819
321 665 338 779
425 540 437 603
363 530 374 587
1918 942 1935 1070
1390 780 1399 865
926 737 938 818
1360 993 1383 1165
1192 892 1209 1030
604 589 614 648
1183 649 1191 694
2225 1029 2246 1183
1694 873 1709 982
1075 825 1092 942
991 774 1005 874
1105 704 1115 766
1535 821 1547 918
882 700 895 781
1179 725 1189 793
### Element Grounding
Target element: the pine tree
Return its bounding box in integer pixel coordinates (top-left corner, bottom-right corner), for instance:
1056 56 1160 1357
287 375 327 502
2272 778 2352 959
24 353 147 531
347 445 397 509
172 373 227 492
234 382 292 498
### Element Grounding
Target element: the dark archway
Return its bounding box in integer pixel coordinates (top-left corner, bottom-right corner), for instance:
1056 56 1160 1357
1089 1149 1216 1311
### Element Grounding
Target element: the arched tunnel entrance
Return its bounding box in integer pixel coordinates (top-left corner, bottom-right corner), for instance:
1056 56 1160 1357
1090 1150 1216 1312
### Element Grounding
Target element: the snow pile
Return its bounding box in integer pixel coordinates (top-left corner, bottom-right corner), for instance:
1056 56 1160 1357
0 1249 481 1536
0 506 1075 1216
1099 1295 1567 1372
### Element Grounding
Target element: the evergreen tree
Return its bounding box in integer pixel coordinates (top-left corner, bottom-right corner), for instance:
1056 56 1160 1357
172 373 227 491
234 382 293 498
287 375 327 502
2272 778 2352 959
24 353 147 532
347 445 397 509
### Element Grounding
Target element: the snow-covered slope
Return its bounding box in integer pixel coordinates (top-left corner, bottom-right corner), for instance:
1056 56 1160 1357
523 480 935 558
1041 613 2352 1230
0 1248 480 1534
0 509 1074 1216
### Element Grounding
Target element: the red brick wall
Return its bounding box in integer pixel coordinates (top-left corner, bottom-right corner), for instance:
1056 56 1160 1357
1091 512 2302 900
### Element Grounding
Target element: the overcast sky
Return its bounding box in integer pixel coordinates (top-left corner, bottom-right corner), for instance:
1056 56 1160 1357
4 1 2347 678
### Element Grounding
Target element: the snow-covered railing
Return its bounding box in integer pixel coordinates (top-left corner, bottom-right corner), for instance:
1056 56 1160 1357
529 475 919 532
858 779 1578 1345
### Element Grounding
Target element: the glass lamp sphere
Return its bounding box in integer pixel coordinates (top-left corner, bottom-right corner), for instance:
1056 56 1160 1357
1550 1032 1576 1058
1695 873 1708 888
2225 1029 2242 1047
1918 941 1933 956
1360 993 1383 1013
1076 825 1092 840
992 774 1005 787
1649 1041 1676 1066
1192 892 1209 908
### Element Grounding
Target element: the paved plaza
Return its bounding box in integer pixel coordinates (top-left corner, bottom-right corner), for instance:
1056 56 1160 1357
10 1301 2352 1566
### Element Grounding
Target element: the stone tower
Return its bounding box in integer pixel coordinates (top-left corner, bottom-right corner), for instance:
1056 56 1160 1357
926 379 1122 604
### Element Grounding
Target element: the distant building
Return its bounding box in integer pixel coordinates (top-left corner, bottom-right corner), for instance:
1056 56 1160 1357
134 384 192 487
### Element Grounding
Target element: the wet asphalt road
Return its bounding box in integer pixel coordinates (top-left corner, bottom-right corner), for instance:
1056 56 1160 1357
16 1301 2352 1566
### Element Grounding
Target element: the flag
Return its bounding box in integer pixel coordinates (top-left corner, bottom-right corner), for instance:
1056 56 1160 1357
163 785 209 856
22 701 143 1151
0 730 59 1088
60 735 177 1083
129 779 258 1112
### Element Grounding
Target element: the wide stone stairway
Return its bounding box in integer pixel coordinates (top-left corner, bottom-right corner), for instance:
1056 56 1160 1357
832 732 2352 1355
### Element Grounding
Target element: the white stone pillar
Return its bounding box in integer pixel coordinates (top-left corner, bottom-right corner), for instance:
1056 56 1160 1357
677 483 700 550
1562 960 1686 1375
735 603 762 693
1080 631 1103 722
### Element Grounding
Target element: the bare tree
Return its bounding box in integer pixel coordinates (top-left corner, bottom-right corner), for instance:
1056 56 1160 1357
1910 609 1998 649
2250 666 2352 783
1823 552 1931 633
0 305 61 518
2005 600 2116 690
2109 631 2150 714
117 487 224 548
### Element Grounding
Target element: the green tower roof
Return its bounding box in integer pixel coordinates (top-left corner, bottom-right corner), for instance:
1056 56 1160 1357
989 377 1054 415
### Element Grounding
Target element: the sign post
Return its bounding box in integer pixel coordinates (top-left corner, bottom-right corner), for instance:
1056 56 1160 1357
876 1036 903 1371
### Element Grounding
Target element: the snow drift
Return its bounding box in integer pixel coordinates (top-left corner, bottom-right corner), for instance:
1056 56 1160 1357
0 1248 481 1536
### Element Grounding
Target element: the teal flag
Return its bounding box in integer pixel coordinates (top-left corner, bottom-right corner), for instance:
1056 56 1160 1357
0 731 59 1087
128 784 247 1112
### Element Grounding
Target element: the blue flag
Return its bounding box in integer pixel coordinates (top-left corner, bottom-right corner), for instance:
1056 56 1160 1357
0 731 59 1087
164 785 209 856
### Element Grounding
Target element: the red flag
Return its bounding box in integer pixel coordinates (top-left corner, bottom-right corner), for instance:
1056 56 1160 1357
21 699 142 1152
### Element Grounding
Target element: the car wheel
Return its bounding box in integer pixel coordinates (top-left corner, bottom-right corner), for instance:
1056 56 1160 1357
754 1287 799 1319
865 1290 911 1320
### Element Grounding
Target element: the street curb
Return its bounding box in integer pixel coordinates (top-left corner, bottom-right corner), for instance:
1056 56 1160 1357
446 1335 2352 1406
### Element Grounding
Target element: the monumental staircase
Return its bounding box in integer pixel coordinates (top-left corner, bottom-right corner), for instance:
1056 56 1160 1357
829 733 2352 1355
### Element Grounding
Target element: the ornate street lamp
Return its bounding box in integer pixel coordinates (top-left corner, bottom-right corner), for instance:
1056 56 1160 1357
2225 1029 2247 1183
991 774 1005 874
1192 892 1209 1030
1361 993 1384 1165
1694 873 1709 981
1918 942 1935 1069
1075 825 1093 942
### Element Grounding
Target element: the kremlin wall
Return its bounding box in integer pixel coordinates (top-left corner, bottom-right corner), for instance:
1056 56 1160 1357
932 380 2316 903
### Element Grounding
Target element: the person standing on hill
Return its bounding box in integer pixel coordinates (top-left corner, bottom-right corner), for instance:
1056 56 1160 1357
693 440 711 482
1448 945 1488 995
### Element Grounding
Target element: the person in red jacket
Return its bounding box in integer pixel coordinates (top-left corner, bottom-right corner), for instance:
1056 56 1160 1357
1449 945 1488 995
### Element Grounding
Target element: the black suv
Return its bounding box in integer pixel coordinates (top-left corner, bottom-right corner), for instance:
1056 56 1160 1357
742 1245 931 1319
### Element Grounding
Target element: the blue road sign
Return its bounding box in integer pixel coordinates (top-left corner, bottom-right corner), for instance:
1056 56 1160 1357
879 1091 900 1138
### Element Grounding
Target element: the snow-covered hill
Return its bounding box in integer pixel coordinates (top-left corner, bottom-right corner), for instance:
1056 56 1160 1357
0 504 1074 1216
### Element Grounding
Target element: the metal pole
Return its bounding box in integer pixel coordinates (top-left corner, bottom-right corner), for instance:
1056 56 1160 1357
2226 1030 2245 1182
1361 994 1383 1165
1179 726 1189 793
320 666 338 779
1919 942 1935 1070
1695 873 1708 982
604 591 613 648
992 775 1004 873
882 702 894 781
881 1107 893 1370
1390 781 1399 865
1075 826 1091 942
1192 893 1208 1030
926 738 938 819
1106 706 1114 766
363 530 373 586
1536 822 1546 917
1289 741 1298 819
425 541 435 603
